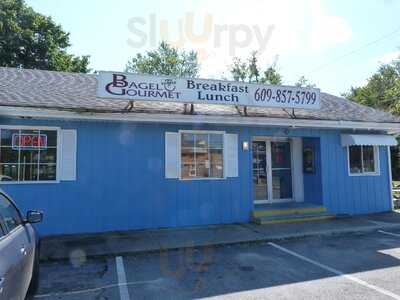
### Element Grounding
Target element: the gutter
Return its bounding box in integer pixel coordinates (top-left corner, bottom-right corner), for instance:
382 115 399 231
1 106 400 133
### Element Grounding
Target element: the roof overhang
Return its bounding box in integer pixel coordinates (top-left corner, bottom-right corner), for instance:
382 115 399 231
341 134 398 146
1 106 400 133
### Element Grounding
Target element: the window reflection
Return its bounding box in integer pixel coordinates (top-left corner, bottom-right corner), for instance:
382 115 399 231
349 145 377 175
181 133 223 179
0 128 58 182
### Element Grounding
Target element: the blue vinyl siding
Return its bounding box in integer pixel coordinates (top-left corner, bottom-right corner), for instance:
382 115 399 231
0 118 393 236
319 133 391 215
303 137 323 205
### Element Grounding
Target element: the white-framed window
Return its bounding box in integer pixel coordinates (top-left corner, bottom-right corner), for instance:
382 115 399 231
0 127 59 182
180 131 224 179
347 145 380 176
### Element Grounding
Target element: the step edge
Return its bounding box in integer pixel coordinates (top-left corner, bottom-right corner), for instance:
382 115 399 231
258 215 335 225
253 207 327 218
255 212 332 221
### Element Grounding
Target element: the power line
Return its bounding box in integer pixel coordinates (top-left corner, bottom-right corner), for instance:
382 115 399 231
307 25 400 75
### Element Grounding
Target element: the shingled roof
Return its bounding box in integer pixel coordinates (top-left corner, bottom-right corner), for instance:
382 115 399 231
0 67 399 124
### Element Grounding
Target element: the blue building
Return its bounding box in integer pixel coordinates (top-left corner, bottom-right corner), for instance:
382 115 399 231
0 67 399 236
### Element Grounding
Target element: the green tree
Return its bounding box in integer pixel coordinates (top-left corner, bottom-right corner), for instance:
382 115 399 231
344 58 400 113
229 52 283 84
344 55 400 180
0 0 90 72
125 42 200 77
230 57 248 82
295 76 316 88
248 51 260 83
260 67 282 85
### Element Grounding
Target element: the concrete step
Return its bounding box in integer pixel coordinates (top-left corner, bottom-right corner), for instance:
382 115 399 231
253 212 335 225
253 205 327 218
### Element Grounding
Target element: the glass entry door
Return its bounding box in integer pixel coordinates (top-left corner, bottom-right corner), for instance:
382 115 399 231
252 139 293 204
252 141 268 201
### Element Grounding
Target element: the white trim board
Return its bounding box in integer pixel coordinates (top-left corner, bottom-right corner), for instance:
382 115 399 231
1 106 400 133
388 146 394 211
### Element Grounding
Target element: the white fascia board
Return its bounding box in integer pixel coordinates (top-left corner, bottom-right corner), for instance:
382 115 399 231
1 106 400 133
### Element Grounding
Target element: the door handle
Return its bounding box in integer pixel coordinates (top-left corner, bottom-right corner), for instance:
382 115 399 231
20 246 27 256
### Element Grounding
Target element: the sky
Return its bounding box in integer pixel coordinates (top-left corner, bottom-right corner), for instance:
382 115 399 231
26 0 400 96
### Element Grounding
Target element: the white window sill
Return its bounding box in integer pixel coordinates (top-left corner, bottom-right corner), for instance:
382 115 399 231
349 172 380 177
179 177 227 181
0 180 60 185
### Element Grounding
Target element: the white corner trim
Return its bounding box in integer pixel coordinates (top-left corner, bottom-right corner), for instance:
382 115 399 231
1 106 400 132
388 146 394 211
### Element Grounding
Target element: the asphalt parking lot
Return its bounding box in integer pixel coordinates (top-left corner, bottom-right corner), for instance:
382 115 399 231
34 229 400 300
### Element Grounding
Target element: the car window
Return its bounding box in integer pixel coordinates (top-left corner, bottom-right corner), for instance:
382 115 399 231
0 221 4 237
0 194 22 232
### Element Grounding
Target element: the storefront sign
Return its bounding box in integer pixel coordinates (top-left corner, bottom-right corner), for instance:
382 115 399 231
12 133 47 150
97 72 321 110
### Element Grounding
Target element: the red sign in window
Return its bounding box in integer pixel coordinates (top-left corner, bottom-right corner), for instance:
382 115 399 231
12 133 48 150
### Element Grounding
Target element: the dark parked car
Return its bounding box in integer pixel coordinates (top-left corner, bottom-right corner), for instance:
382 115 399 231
0 188 43 300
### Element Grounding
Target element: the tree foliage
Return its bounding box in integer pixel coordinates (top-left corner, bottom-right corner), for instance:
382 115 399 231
0 0 90 72
247 51 260 83
229 52 282 84
259 67 282 85
126 42 200 77
295 76 316 88
344 58 400 114
230 57 248 82
344 55 400 179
